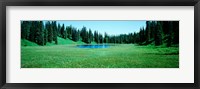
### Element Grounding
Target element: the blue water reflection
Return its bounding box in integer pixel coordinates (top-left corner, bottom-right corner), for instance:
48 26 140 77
77 44 110 48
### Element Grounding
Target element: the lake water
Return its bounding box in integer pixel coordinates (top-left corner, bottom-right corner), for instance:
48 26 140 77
77 44 110 48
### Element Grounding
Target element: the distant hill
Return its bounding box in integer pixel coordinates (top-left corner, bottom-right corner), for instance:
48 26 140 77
46 37 86 46
21 37 88 46
21 39 39 46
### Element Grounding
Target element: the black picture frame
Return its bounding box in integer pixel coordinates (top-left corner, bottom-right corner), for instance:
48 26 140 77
0 0 199 89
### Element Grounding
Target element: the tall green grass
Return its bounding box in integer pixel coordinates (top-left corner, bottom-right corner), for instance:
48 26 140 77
21 44 179 68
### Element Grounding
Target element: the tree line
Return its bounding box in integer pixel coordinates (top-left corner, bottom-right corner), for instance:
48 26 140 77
21 21 179 46
133 21 179 47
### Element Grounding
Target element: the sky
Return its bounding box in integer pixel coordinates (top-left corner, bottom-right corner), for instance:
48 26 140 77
56 21 146 36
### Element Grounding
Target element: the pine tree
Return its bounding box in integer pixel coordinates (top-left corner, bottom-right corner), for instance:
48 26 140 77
99 33 103 43
52 21 58 44
38 21 44 45
94 31 99 43
21 21 32 40
60 24 65 39
77 30 81 41
145 21 151 44
47 21 53 43
154 21 163 46
72 27 79 42
150 21 156 40
29 21 36 42
44 26 48 45
173 21 179 45
80 26 90 43
57 23 61 37
34 21 42 45
104 32 109 43
21 21 26 39
66 25 72 39
88 29 93 43
166 21 172 47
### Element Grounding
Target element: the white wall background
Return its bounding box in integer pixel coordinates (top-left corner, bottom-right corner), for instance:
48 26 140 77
6 6 194 83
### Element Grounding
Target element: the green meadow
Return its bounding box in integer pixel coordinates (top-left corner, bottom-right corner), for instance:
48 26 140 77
21 37 179 68
21 21 179 68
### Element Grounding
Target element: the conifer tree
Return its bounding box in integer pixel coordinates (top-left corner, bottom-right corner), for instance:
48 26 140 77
154 21 163 46
60 24 65 39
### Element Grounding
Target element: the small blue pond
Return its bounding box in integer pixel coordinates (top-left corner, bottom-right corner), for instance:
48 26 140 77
77 44 110 48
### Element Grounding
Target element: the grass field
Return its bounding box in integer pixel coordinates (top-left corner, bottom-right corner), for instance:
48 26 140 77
21 39 179 68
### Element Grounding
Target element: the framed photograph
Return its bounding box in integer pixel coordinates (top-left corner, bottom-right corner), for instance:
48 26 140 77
0 0 199 89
